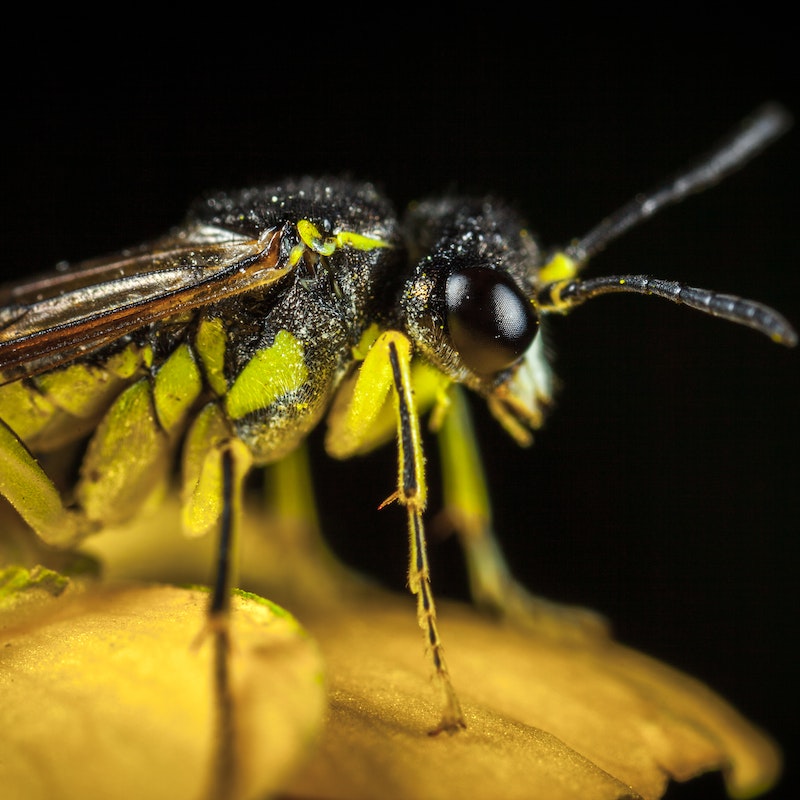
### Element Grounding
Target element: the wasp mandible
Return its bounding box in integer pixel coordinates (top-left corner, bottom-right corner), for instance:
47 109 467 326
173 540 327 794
0 103 794 733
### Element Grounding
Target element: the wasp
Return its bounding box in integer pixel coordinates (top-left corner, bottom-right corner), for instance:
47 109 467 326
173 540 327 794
0 104 795 734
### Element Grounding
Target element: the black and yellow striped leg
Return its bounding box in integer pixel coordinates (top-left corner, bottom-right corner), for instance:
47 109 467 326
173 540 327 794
326 330 465 732
386 337 465 734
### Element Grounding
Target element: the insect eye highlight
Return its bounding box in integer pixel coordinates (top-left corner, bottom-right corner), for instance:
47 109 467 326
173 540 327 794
445 266 538 376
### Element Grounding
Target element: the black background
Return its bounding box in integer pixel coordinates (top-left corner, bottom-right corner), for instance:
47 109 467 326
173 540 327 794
3 16 797 800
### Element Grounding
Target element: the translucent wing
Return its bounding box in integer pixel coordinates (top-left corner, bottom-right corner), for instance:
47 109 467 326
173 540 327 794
0 222 293 381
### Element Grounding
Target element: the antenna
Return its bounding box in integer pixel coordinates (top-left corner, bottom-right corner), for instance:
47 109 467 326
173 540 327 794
566 103 792 266
537 274 797 346
537 104 797 347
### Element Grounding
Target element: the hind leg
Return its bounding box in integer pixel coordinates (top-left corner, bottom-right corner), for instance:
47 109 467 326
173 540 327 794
436 385 609 641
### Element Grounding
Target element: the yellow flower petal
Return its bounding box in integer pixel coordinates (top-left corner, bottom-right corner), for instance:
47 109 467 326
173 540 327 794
1 499 783 799
0 581 326 800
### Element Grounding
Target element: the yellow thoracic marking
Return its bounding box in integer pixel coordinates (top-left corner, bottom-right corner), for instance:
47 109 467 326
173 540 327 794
195 317 228 396
538 251 578 284
225 330 307 421
290 219 392 267
297 219 337 256
334 230 391 251
287 242 307 267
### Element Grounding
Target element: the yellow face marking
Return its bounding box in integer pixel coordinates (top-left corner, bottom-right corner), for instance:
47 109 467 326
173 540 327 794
153 343 203 433
195 317 228 396
538 251 578 284
225 330 308 421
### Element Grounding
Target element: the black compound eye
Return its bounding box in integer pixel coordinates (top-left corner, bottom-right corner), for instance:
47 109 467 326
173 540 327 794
445 266 538 375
